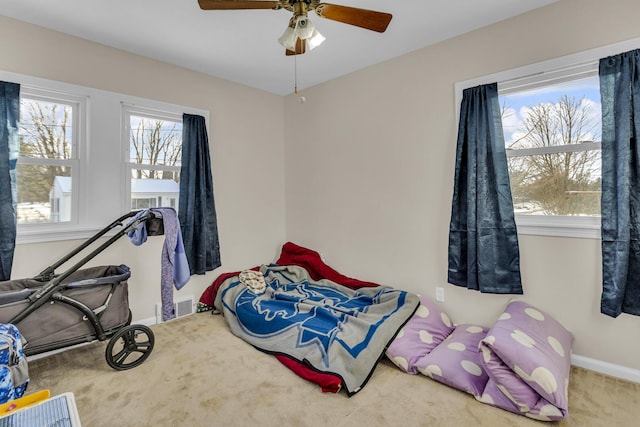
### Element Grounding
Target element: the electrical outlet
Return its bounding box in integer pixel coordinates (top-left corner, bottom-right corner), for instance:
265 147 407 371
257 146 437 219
435 287 445 302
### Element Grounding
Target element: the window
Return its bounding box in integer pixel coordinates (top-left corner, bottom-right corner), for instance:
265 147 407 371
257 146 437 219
1 70 207 244
17 89 83 226
455 38 640 238
500 74 602 218
458 64 604 238
123 106 182 213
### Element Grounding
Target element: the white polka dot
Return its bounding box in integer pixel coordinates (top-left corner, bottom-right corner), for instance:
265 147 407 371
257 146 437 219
531 366 558 394
396 328 405 339
447 342 466 352
539 404 563 417
477 393 494 405
480 347 492 364
525 413 551 422
419 364 442 378
390 356 409 372
511 329 536 348
547 336 565 357
440 312 452 327
466 325 484 334
483 335 496 345
525 307 545 321
416 305 430 318
514 365 558 395
514 364 527 379
564 377 569 403
499 312 511 321
419 330 434 344
461 360 483 376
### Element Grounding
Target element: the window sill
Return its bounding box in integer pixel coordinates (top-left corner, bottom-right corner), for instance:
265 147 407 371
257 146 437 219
515 216 600 239
16 225 114 245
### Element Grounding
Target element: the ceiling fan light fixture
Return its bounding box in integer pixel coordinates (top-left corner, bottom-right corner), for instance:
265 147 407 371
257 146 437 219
278 26 298 51
294 15 314 40
278 14 325 52
306 28 326 51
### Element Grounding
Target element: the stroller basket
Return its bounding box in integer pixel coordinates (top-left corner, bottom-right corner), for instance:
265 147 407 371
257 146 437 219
0 265 131 355
0 211 161 370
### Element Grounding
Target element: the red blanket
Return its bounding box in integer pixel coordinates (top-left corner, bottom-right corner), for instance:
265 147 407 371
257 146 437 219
198 242 379 308
198 242 381 393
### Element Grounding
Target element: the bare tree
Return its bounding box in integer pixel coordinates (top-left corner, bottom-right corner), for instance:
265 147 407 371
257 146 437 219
19 107 182 203
18 101 72 203
130 118 181 181
504 95 601 215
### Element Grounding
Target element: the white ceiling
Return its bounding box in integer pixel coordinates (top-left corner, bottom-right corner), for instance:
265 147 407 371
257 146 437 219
0 0 557 96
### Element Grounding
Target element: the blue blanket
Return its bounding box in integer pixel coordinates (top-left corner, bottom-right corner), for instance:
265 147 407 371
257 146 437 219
215 264 419 395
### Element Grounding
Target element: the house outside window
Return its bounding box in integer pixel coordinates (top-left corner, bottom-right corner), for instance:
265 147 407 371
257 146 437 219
130 179 179 210
123 105 182 213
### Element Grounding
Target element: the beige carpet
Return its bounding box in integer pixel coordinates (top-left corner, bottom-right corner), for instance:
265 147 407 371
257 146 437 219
26 313 640 427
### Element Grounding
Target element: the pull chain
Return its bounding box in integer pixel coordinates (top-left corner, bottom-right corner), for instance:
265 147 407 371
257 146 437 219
294 53 298 94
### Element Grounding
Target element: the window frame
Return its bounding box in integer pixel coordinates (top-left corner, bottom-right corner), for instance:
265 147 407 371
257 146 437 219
16 87 86 232
454 36 640 239
0 70 208 244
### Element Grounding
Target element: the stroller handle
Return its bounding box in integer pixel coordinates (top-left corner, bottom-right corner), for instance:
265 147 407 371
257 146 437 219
10 212 155 325
35 211 151 282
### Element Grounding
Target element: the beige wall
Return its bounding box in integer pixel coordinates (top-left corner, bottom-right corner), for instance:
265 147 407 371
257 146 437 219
0 15 287 322
3 0 640 373
284 0 640 371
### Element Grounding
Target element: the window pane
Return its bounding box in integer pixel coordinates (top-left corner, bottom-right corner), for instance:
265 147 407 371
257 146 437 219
19 98 74 159
16 164 72 224
508 151 601 216
501 76 601 150
131 169 180 212
129 116 182 167
500 76 602 217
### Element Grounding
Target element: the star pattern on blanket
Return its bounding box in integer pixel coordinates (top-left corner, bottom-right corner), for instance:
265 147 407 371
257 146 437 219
235 278 379 366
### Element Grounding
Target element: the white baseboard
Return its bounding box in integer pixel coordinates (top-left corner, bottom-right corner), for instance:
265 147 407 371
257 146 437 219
572 354 640 384
135 310 196 327
136 316 157 326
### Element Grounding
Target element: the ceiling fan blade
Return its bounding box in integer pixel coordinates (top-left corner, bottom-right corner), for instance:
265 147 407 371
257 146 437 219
198 0 280 10
315 3 392 33
285 38 306 56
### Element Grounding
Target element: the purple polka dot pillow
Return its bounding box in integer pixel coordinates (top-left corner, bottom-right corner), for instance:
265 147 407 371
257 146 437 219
479 301 574 413
414 324 490 397
385 294 455 374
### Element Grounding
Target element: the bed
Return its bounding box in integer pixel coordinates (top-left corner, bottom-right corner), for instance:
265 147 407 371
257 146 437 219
199 243 574 420
198 242 419 395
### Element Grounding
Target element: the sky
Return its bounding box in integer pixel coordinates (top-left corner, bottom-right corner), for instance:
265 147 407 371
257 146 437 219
499 75 601 146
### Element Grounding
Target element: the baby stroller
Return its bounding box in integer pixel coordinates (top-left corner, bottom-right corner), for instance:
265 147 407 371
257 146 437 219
0 211 162 370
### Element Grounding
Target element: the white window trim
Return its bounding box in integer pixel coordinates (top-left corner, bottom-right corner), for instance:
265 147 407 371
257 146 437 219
506 141 601 158
454 36 640 239
16 87 87 236
0 70 208 244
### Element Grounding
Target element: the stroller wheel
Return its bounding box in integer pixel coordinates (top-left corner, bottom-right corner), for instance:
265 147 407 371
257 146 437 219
105 324 155 370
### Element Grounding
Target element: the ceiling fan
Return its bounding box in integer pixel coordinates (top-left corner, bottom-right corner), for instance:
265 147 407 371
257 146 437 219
197 1 393 55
